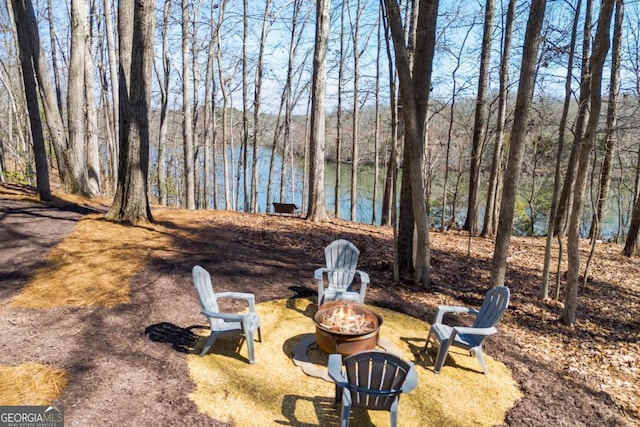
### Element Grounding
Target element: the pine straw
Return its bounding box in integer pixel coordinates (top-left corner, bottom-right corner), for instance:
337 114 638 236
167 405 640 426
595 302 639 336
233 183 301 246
0 362 70 405
9 214 172 308
188 298 521 427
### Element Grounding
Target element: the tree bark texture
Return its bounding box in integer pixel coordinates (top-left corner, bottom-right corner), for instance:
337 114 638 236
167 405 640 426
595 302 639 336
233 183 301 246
9 0 52 201
491 0 547 288
306 0 330 221
562 0 615 326
464 0 494 235
106 0 154 224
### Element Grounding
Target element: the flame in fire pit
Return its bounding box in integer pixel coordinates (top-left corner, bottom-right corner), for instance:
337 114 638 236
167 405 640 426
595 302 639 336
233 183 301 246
316 302 379 335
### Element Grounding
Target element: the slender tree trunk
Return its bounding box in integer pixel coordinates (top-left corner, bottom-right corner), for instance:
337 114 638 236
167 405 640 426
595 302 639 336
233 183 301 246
182 0 195 209
335 0 346 218
251 0 273 213
482 0 516 238
215 1 230 209
86 4 100 196
380 10 398 227
155 0 171 206
9 0 52 201
47 0 63 118
589 0 623 240
464 0 494 235
306 0 330 221
104 0 119 192
563 0 614 325
350 0 362 222
491 0 547 288
68 0 90 196
372 11 382 225
241 0 249 211
540 0 582 298
554 0 593 236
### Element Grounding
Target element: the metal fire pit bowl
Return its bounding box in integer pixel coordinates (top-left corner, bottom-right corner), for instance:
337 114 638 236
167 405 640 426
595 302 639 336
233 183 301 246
314 301 383 355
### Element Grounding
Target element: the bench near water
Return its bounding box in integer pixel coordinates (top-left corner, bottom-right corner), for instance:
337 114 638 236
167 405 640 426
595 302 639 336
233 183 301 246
272 202 299 215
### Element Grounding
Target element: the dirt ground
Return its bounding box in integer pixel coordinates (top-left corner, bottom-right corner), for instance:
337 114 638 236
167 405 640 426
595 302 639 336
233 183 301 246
0 185 637 426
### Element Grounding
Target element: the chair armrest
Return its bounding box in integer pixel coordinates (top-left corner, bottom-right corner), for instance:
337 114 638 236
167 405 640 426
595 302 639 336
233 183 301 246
355 270 370 284
327 354 347 387
216 291 256 312
315 268 329 303
202 309 245 322
401 364 419 393
453 326 497 336
433 305 478 324
314 268 329 281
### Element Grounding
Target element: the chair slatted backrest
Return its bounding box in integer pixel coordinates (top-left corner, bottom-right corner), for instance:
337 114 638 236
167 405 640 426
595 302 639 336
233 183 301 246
192 266 223 327
472 286 510 330
325 240 359 290
343 351 412 411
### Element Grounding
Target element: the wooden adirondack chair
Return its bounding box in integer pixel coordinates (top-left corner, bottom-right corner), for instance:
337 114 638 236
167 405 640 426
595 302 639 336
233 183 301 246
314 239 370 304
327 350 418 427
424 286 510 375
192 265 262 364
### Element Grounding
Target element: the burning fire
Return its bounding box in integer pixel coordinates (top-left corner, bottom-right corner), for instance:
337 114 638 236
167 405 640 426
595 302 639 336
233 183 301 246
318 303 376 334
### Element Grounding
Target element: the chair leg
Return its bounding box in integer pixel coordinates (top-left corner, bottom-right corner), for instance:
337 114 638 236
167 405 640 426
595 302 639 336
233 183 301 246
424 329 434 352
246 331 256 365
200 334 218 357
433 339 451 373
340 390 352 427
389 398 399 427
473 348 488 375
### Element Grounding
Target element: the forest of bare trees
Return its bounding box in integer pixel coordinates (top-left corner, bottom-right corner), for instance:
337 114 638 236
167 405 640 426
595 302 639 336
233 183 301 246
1 0 640 325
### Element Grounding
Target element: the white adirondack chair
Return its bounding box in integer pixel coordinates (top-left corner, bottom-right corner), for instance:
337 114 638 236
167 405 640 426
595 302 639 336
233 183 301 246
314 239 370 304
424 286 510 375
192 265 261 364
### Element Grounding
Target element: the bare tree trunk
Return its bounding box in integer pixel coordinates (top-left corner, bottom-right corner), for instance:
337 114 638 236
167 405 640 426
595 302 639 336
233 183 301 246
482 0 516 238
380 10 398 227
563 0 614 325
491 0 547 288
215 0 230 210
442 23 475 232
554 0 593 236
67 0 90 196
104 0 119 192
47 0 63 118
372 10 382 225
250 0 273 213
540 0 582 298
335 0 346 218
9 0 52 201
106 0 154 224
241 0 250 211
306 0 330 221
86 2 100 196
182 0 195 209
391 0 417 276
464 0 494 235
155 0 171 206
589 0 623 240
350 0 363 222
384 0 435 285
